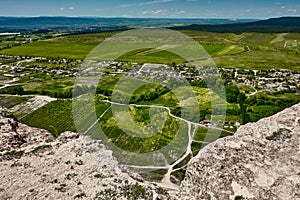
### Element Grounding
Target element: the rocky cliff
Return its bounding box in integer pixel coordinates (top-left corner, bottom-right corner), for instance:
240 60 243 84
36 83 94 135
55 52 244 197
1 103 299 200
0 107 171 200
178 103 300 200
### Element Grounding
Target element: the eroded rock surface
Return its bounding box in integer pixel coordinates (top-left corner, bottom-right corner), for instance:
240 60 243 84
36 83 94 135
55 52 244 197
1 103 299 200
178 103 300 200
0 107 171 200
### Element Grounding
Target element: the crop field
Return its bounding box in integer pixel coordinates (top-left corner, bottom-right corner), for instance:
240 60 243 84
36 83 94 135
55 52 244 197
0 95 32 109
97 106 180 153
19 98 110 137
19 100 76 136
0 41 95 59
1 30 299 70
191 126 233 155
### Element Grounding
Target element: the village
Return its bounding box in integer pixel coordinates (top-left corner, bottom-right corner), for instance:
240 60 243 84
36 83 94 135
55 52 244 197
0 55 80 81
0 55 299 131
1 55 299 89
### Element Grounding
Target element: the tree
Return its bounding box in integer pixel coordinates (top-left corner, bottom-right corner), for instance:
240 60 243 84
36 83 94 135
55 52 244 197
238 92 249 124
225 84 240 103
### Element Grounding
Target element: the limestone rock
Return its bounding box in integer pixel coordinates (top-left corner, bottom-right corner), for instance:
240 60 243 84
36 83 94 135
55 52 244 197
0 107 171 200
178 103 300 200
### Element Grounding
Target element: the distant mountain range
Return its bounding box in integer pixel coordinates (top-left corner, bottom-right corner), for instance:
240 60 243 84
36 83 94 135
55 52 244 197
171 17 300 33
0 16 255 27
0 16 255 33
0 16 299 34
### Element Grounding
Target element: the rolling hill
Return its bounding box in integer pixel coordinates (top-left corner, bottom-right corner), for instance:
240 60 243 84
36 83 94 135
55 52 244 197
171 17 300 33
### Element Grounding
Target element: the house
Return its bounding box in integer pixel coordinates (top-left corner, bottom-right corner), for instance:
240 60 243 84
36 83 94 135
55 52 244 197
202 120 211 124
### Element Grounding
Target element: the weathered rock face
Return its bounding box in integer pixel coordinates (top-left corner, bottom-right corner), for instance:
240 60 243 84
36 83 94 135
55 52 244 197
1 103 299 200
0 108 54 152
0 107 171 200
178 103 300 200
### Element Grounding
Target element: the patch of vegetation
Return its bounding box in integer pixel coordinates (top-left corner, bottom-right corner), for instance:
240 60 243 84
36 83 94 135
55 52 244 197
4 150 24 160
117 48 186 64
10 161 23 168
0 41 95 59
129 106 151 126
225 83 240 103
138 169 168 182
54 183 67 193
98 107 180 153
155 187 168 195
174 154 192 169
234 196 245 200
171 169 186 183
66 173 78 180
0 32 119 59
0 85 26 95
245 93 300 123
193 127 233 149
94 183 150 200
0 95 32 109
33 144 52 154
74 192 86 199
123 183 147 199
20 100 76 137
266 128 292 141
201 44 228 55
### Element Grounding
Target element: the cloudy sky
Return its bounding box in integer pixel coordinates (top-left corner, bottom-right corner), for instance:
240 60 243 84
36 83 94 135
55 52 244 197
0 0 300 18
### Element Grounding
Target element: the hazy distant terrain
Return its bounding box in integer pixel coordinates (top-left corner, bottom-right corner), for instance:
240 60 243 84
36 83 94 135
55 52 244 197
172 17 300 33
0 16 256 33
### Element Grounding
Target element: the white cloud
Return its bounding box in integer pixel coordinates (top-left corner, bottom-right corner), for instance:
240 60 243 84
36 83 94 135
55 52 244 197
240 9 251 12
140 0 174 6
287 9 297 12
59 7 64 11
68 7 75 10
121 0 174 7
239 9 251 16
176 10 185 14
280 6 286 9
142 10 167 15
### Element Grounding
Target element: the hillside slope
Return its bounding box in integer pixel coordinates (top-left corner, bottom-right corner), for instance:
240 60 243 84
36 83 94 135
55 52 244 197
172 17 300 33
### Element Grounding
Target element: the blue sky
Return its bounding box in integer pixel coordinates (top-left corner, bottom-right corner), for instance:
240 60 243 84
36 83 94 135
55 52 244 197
0 0 300 18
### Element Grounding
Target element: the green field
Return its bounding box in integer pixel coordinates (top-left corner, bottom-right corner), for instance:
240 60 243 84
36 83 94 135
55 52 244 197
0 41 95 59
0 32 119 59
97 106 180 153
117 48 186 64
20 100 76 136
1 30 299 69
